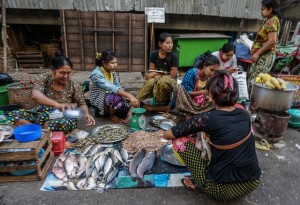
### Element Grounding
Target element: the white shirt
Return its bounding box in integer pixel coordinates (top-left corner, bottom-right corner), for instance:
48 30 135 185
212 51 237 70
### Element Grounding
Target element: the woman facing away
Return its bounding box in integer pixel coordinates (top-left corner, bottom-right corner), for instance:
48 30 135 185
89 50 140 123
163 70 261 201
175 54 220 117
136 32 178 113
212 42 238 74
247 0 281 91
7 51 95 133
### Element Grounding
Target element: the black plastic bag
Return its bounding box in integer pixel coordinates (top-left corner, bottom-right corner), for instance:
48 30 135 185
0 73 13 86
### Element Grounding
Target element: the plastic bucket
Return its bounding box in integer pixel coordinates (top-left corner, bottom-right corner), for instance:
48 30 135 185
0 86 9 106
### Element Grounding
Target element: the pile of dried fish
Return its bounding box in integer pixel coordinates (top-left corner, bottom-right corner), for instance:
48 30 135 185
122 130 168 153
76 125 129 152
51 144 131 191
94 125 128 143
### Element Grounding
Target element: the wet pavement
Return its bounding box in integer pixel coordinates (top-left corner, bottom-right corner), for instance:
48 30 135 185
1 70 300 205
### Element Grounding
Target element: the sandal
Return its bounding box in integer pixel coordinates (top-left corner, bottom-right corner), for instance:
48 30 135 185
181 178 202 192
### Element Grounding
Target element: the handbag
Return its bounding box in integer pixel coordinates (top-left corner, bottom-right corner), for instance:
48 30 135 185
7 73 37 109
193 69 205 106
196 116 253 164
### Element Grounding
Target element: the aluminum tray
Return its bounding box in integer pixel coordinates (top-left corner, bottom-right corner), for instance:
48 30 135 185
149 115 167 127
90 124 129 144
160 144 185 167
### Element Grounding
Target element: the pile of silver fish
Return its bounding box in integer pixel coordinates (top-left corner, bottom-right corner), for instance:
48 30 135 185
76 126 129 152
51 144 130 190
129 149 157 187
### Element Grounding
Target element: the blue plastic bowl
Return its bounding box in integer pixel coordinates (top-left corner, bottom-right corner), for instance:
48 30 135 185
14 124 42 143
9 148 45 176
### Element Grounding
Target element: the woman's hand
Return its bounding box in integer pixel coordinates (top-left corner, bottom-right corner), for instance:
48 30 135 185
128 95 140 107
56 103 77 112
145 72 160 80
227 67 238 74
251 53 260 62
84 113 95 126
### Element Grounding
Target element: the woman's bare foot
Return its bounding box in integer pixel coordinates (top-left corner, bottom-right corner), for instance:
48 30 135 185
181 178 198 190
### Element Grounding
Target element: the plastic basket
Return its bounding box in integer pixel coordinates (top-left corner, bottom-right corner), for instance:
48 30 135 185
277 75 300 108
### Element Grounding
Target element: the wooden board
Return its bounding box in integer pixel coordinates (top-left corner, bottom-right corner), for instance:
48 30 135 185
62 11 146 71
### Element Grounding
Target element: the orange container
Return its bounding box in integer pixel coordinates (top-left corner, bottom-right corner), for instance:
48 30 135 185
51 132 66 156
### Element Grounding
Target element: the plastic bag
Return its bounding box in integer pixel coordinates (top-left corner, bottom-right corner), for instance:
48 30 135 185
232 71 249 100
0 73 13 86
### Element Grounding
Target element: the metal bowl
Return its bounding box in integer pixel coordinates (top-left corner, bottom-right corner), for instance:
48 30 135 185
64 108 83 119
250 80 299 111
159 119 176 130
160 144 185 167
90 124 129 144
149 115 167 127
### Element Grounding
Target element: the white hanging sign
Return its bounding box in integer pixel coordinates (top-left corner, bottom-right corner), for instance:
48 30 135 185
145 7 165 23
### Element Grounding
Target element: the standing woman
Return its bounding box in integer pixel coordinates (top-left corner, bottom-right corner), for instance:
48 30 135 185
212 42 238 74
247 0 281 91
175 55 220 116
89 50 139 123
137 32 178 109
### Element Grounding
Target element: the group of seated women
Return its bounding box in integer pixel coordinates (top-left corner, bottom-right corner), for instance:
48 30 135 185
7 32 260 201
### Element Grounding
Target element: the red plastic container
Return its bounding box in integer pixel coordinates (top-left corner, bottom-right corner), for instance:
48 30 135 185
51 132 66 156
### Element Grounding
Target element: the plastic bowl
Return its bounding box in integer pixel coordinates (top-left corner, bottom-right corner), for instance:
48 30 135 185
9 148 45 176
14 124 42 143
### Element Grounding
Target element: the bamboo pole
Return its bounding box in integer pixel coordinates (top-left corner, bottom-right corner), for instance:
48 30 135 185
129 14 132 72
94 12 98 54
2 0 7 73
61 10 68 58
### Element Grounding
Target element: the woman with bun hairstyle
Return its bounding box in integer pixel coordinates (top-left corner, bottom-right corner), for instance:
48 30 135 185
164 70 261 201
7 51 95 133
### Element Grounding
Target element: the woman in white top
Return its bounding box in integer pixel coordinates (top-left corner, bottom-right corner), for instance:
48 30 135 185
212 43 237 74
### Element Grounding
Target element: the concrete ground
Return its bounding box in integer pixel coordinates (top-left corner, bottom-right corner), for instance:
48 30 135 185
1 69 300 205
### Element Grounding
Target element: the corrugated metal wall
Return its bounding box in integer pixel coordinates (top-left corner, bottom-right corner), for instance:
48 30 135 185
6 0 263 19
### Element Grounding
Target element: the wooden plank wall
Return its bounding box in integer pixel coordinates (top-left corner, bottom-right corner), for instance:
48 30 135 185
62 11 146 72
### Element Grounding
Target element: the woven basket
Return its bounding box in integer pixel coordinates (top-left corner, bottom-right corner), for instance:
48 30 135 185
277 75 300 108
7 74 37 109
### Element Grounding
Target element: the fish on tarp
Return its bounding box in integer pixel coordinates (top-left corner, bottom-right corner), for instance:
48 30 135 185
97 154 108 173
85 158 96 178
113 149 124 164
76 177 87 190
57 153 67 168
108 152 122 168
86 144 101 157
137 151 156 179
104 167 119 185
52 166 67 181
62 181 78 190
120 148 129 162
82 144 93 156
84 177 97 190
129 149 146 182
103 157 113 176
75 155 89 178
64 154 78 178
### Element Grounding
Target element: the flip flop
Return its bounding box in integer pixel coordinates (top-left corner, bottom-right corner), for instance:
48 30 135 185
181 178 202 192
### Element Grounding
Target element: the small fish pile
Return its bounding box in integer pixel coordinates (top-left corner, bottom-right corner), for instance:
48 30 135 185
95 126 128 143
51 144 130 190
76 126 129 152
122 130 168 153
129 149 157 187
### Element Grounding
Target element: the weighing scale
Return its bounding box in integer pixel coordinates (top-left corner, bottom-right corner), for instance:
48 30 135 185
130 108 146 130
